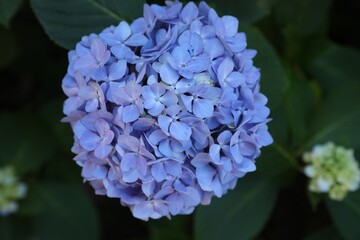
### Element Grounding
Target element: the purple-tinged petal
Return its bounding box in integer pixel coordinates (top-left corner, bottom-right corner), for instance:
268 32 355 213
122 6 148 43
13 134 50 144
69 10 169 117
191 153 211 167
94 143 112 159
117 135 139 152
120 153 137 171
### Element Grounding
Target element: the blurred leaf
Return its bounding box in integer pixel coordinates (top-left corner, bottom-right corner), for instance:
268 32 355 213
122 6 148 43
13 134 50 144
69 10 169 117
194 173 278 240
308 44 360 92
31 182 100 240
307 191 323 211
0 215 33 240
194 144 295 240
284 66 315 147
208 0 277 23
326 191 360 240
30 0 145 49
149 215 191 240
0 112 56 174
267 106 289 147
275 0 334 37
239 24 289 109
304 225 344 240
0 29 20 69
304 82 360 151
40 99 73 153
0 0 22 28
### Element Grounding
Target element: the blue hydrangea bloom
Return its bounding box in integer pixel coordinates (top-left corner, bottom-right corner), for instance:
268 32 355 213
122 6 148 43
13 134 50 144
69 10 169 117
62 1 273 221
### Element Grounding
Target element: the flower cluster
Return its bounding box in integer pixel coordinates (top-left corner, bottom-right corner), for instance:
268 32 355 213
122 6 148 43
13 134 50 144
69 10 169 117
62 1 272 220
0 166 27 216
303 142 360 201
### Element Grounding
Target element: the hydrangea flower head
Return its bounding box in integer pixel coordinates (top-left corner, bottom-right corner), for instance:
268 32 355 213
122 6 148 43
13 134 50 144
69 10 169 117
0 166 27 216
62 1 273 220
303 142 360 201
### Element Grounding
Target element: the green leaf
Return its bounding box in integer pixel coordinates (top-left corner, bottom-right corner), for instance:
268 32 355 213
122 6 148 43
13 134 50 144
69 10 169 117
239 24 289 109
30 182 100 240
149 215 192 240
208 0 277 23
0 0 22 28
284 66 315 147
30 0 144 49
194 145 295 240
0 112 56 174
307 44 360 92
326 191 360 240
304 83 360 152
274 0 334 37
40 99 73 153
194 173 278 240
304 225 344 240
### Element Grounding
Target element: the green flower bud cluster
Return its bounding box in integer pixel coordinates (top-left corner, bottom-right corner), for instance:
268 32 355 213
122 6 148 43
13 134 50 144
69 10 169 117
303 142 360 201
0 166 27 216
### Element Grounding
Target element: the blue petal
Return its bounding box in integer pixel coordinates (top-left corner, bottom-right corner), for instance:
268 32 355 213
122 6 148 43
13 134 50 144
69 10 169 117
191 153 211 167
180 94 193 112
85 98 98 112
148 102 165 116
158 115 172 134
167 193 184 215
169 121 191 141
90 38 107 61
217 57 234 81
122 104 140 123
120 153 137 171
108 60 127 81
149 130 167 145
196 165 216 191
114 21 131 42
159 139 173 157
209 144 221 164
181 2 199 24
217 130 232 144
94 143 112 159
226 72 245 88
125 33 148 46
160 63 179 85
151 162 167 181
160 91 178 106
117 135 139 152
204 38 224 60
80 131 99 151
193 98 213 118
171 46 191 66
222 16 238 37
186 55 210 73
